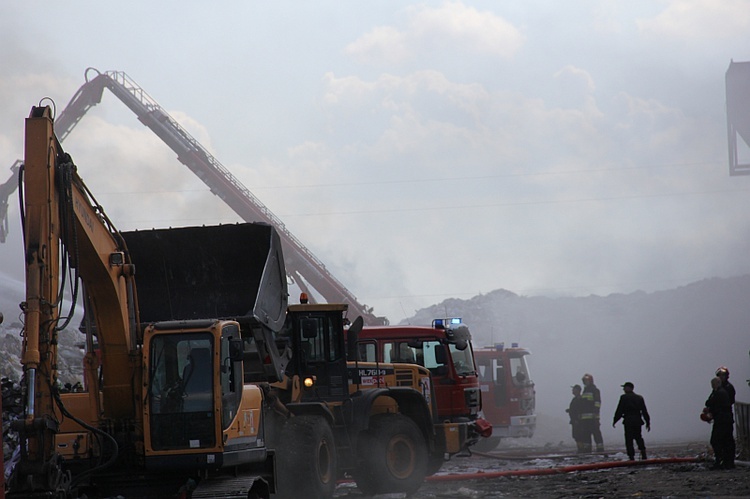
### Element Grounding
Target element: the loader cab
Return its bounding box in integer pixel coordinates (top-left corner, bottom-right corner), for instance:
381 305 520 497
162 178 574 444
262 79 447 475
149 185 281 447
284 301 350 402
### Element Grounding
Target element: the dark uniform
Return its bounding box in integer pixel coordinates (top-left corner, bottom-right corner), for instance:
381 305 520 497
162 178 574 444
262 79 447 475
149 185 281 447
581 374 603 452
613 383 650 460
707 376 735 469
567 385 587 453
716 366 736 468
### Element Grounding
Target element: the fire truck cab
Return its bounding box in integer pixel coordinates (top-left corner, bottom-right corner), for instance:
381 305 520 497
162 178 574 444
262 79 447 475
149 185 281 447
473 343 536 451
355 318 491 446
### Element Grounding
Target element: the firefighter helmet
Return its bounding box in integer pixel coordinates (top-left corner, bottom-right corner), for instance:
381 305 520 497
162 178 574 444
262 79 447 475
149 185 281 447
582 373 594 383
715 366 729 378
700 411 713 423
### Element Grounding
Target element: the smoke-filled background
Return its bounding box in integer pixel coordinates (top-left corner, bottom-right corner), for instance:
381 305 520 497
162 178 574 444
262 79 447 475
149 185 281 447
2 2 750 445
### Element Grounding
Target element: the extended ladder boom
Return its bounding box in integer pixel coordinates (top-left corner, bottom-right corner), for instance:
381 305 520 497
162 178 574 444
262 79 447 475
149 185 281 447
6 68 387 325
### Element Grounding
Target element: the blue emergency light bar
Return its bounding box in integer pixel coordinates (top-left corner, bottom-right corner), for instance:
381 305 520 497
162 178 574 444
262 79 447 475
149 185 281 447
432 317 462 329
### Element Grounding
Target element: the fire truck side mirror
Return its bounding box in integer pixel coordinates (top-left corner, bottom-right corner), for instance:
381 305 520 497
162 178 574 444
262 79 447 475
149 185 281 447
435 344 448 365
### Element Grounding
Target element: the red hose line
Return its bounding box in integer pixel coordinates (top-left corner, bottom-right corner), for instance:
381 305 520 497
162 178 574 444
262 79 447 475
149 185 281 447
426 457 701 482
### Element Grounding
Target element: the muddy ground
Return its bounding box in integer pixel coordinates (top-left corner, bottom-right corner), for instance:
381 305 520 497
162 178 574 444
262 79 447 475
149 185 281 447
333 441 750 498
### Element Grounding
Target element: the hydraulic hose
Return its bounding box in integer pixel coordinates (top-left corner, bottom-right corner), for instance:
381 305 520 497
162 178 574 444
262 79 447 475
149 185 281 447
426 456 701 482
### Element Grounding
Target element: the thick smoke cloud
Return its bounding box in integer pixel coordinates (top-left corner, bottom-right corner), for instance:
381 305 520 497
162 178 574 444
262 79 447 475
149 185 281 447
1 2 749 327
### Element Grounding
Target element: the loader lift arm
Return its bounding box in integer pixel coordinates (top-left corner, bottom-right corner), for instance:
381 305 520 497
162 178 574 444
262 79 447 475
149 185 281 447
19 67 386 325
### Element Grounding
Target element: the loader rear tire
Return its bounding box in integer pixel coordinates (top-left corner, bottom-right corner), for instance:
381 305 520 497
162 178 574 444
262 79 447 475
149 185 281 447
353 413 428 496
276 415 337 499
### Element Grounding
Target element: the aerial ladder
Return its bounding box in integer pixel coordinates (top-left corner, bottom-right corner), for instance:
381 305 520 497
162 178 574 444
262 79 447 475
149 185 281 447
1 68 386 325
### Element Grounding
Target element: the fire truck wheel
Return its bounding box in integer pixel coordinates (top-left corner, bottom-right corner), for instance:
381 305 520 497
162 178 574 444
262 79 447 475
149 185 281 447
472 435 501 452
354 413 428 495
277 415 337 499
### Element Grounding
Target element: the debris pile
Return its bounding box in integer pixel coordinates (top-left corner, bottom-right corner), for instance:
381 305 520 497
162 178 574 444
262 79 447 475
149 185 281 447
2 376 22 482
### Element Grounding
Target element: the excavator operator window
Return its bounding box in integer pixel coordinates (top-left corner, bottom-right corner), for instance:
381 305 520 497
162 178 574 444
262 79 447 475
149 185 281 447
148 333 216 450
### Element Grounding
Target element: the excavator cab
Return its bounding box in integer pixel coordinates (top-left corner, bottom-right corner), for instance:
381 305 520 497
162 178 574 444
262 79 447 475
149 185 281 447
142 319 259 471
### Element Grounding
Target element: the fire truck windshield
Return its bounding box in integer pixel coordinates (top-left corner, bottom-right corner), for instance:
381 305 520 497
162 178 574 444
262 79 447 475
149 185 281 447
364 335 477 377
509 354 531 385
449 343 476 376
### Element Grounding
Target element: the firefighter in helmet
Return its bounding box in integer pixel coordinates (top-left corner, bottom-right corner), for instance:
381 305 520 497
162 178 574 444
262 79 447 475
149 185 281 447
705 376 735 469
580 373 604 452
714 366 736 468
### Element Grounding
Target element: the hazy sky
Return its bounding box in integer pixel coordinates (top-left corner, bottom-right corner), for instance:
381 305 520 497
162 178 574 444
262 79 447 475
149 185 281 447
1 1 750 324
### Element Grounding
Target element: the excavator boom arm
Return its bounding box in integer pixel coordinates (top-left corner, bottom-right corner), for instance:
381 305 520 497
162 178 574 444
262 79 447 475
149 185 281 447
18 107 140 486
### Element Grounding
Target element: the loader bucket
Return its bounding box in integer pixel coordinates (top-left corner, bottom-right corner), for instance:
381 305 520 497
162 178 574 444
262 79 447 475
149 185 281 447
122 223 288 332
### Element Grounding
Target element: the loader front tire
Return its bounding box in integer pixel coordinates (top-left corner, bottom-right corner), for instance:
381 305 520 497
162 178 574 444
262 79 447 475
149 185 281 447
353 413 428 495
276 415 337 499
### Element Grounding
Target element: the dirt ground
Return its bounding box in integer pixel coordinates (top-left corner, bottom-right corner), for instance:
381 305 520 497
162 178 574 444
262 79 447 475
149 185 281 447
333 442 750 498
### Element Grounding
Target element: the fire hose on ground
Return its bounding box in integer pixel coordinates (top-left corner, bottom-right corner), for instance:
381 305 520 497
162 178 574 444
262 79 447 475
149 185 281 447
425 456 702 482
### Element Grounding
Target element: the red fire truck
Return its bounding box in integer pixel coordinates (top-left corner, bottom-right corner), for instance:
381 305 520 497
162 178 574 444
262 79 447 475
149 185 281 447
356 318 492 447
473 343 536 451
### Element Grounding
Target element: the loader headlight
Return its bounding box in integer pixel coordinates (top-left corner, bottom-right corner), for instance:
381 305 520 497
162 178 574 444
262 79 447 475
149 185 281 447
303 376 315 388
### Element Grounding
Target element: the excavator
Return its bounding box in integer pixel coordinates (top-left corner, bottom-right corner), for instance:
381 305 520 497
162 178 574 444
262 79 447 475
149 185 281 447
8 105 281 498
7 105 470 498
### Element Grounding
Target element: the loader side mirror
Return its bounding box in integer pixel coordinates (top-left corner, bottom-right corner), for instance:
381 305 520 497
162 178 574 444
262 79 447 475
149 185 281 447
346 316 364 360
348 316 364 336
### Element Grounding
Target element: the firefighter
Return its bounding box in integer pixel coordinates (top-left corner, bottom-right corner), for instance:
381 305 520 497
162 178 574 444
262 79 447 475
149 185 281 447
704 376 735 469
715 366 736 467
566 384 587 453
581 373 604 452
612 382 650 460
